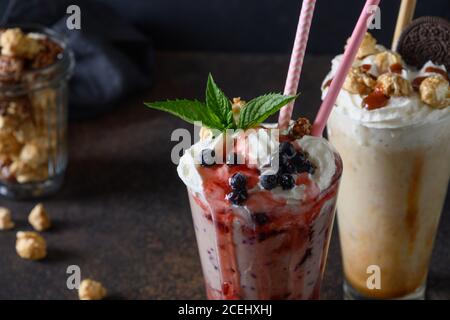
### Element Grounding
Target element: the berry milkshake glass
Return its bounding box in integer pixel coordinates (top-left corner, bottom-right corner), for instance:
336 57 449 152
146 75 342 300
178 120 342 300
323 33 450 299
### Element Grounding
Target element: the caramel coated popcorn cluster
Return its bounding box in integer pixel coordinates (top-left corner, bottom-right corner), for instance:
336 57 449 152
0 28 63 184
339 33 449 110
78 279 107 300
15 231 47 260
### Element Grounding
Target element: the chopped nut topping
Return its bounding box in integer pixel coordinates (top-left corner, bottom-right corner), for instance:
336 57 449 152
78 279 107 300
290 117 311 139
0 207 14 230
0 28 43 59
28 203 51 231
15 231 47 260
419 75 450 109
374 51 403 74
348 33 378 59
376 73 411 97
343 67 377 95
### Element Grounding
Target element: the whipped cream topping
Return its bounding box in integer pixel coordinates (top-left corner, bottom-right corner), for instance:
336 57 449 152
322 47 450 129
177 126 336 202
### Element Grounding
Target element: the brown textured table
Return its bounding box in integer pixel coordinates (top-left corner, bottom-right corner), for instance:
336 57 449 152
0 52 449 300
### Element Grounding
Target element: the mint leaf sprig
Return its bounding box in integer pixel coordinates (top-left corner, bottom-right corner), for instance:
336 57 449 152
144 74 298 130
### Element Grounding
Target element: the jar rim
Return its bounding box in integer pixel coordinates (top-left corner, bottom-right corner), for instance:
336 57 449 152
0 23 75 94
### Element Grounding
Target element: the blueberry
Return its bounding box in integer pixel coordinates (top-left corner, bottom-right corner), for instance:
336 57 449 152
292 152 315 174
252 213 269 226
201 149 216 166
279 158 297 174
279 142 296 158
260 174 278 190
229 172 247 190
226 189 248 205
279 174 295 190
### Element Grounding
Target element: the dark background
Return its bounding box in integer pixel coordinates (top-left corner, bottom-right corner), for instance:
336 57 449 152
1 0 449 54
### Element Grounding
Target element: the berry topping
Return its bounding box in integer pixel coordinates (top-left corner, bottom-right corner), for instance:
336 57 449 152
292 151 316 174
260 174 278 190
226 189 248 205
229 172 247 190
252 213 269 226
279 141 296 158
279 174 295 190
201 149 216 166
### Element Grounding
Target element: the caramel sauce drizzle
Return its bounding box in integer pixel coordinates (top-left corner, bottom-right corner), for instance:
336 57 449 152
362 87 389 110
389 63 403 74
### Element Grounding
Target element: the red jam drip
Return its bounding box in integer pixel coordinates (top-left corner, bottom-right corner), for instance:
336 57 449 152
362 88 390 110
424 66 449 80
412 76 427 92
389 63 403 74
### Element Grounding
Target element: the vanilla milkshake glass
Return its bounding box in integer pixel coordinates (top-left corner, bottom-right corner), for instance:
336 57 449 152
328 111 450 300
178 127 342 299
324 37 450 299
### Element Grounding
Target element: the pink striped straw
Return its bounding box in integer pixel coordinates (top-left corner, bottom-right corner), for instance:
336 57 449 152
311 0 381 136
278 0 317 130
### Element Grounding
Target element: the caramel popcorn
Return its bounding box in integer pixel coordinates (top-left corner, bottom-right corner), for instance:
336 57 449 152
20 140 48 168
343 67 377 95
15 231 47 260
376 73 411 97
0 207 14 230
348 33 378 59
0 28 43 59
78 279 107 300
374 51 403 74
419 75 450 109
10 160 48 184
0 131 21 155
0 56 24 83
28 203 51 231
290 117 311 139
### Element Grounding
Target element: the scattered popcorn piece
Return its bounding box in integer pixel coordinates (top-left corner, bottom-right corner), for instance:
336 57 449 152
343 67 377 95
376 73 411 97
78 279 107 300
15 231 47 260
290 117 311 139
0 207 14 230
348 33 378 59
0 28 43 59
419 75 450 109
374 51 403 74
28 203 51 231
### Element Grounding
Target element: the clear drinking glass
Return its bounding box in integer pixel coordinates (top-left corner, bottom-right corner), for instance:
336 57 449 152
0 26 74 198
327 110 450 299
187 154 342 300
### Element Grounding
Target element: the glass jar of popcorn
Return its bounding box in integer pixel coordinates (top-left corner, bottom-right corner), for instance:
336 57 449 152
0 26 74 198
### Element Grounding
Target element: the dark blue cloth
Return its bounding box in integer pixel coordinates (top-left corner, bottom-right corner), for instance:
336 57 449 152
1 0 154 119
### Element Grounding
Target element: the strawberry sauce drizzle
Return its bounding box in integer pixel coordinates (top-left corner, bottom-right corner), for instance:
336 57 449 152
193 143 342 300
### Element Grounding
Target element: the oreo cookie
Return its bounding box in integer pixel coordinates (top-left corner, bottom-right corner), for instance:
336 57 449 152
397 16 450 71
